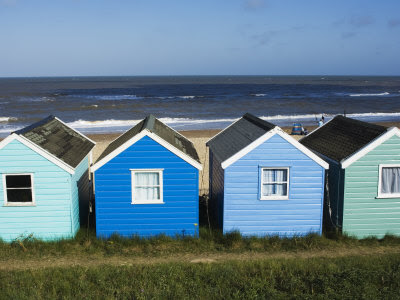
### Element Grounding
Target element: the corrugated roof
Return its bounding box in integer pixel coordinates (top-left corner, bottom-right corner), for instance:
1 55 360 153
300 115 388 162
95 115 200 164
15 115 95 168
206 113 276 162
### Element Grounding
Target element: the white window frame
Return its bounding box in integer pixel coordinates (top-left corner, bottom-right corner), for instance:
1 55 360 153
260 167 289 200
2 173 36 206
377 164 400 198
131 169 164 204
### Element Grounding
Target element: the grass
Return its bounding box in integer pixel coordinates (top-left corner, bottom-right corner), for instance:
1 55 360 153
1 228 400 298
1 253 400 299
0 227 400 259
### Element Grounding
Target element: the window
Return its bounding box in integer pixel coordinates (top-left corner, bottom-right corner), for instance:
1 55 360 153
3 174 35 206
378 165 400 198
260 168 289 200
131 169 163 204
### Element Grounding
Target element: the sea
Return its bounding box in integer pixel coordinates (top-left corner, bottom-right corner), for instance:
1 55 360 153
1 75 400 136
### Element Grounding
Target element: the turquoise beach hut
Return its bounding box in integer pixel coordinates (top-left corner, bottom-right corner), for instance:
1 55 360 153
0 116 95 241
301 115 400 238
207 113 329 237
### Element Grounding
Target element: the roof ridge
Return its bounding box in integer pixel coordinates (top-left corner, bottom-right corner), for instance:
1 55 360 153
14 115 56 135
335 115 388 131
143 115 156 132
243 113 276 131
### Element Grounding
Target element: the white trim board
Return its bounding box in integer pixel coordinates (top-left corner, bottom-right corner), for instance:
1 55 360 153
0 134 76 174
341 127 400 169
91 129 202 172
220 127 329 170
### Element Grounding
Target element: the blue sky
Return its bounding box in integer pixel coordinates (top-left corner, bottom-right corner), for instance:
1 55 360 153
1 0 399 76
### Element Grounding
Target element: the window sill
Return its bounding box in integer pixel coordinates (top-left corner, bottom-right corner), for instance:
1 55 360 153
131 201 165 205
3 203 36 207
260 197 289 201
376 195 400 199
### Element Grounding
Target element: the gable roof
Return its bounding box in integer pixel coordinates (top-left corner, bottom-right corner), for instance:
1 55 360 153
206 113 276 163
15 115 95 168
0 116 95 174
207 113 329 169
300 115 388 163
92 115 202 171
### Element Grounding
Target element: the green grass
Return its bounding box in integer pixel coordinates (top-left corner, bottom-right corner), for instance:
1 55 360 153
1 254 400 299
1 227 400 259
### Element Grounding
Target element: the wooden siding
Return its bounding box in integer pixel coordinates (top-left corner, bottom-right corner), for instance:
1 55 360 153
209 151 224 229
0 139 74 241
223 134 325 236
94 136 199 238
343 135 400 238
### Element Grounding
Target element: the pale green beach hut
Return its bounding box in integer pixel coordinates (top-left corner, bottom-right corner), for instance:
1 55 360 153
0 116 95 242
301 115 400 238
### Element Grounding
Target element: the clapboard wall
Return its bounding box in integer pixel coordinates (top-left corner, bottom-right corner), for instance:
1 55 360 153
343 135 400 238
0 139 83 241
94 135 199 238
220 134 325 236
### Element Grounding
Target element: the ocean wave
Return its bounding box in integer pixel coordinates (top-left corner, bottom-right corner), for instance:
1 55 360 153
349 92 390 97
67 117 238 129
0 117 18 123
77 95 143 101
177 96 196 99
18 96 55 102
250 93 267 97
66 112 400 130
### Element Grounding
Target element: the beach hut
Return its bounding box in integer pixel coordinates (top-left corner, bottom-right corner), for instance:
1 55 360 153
300 115 400 238
0 116 95 241
91 115 202 238
206 113 329 237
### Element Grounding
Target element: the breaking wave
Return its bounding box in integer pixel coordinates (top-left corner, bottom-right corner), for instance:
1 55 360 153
349 92 390 97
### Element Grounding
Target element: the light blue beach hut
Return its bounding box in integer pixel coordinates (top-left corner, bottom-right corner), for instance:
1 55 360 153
207 113 329 237
91 115 202 238
0 116 95 241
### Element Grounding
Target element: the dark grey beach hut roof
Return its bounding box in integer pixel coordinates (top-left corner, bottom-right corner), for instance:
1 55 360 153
14 115 95 168
300 115 388 162
206 113 276 162
96 115 200 164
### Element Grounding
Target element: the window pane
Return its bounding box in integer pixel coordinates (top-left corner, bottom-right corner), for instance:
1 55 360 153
262 184 275 196
263 169 287 183
134 172 159 186
7 189 33 203
6 175 31 188
262 184 287 196
276 184 288 196
135 187 160 200
381 167 400 194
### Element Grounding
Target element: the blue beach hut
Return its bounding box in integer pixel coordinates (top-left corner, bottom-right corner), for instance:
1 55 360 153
91 115 202 238
0 116 95 241
206 113 329 237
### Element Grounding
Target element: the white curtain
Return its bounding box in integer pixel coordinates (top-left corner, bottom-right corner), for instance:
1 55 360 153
262 169 275 196
275 169 287 196
262 169 287 196
381 167 400 194
134 172 160 200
